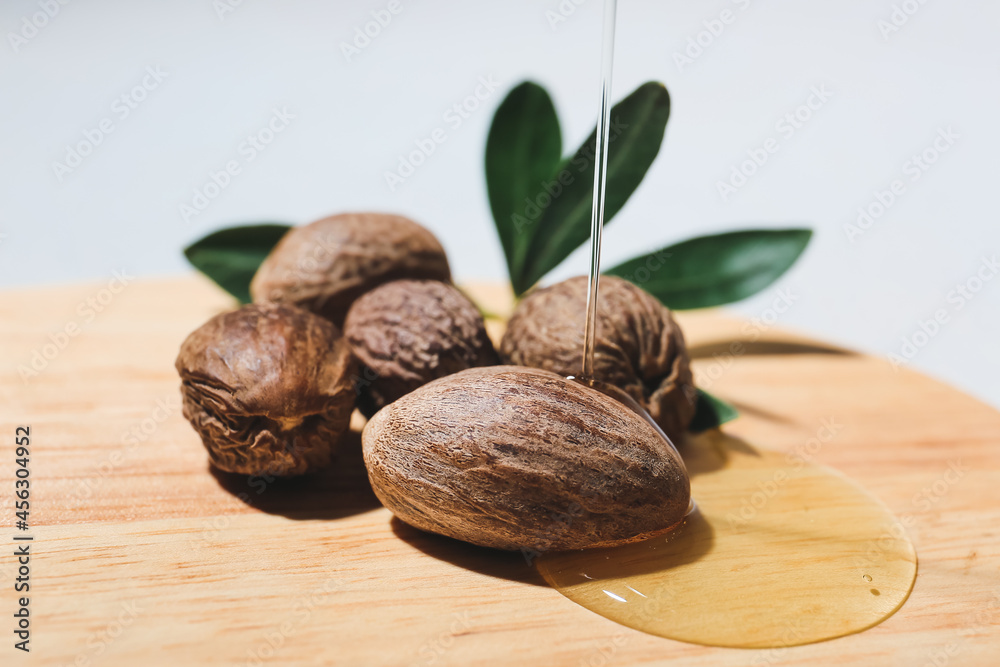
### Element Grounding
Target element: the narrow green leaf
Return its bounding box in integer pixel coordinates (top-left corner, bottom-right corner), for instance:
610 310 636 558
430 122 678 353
517 82 671 293
485 82 562 286
606 229 812 310
688 389 739 432
183 224 292 303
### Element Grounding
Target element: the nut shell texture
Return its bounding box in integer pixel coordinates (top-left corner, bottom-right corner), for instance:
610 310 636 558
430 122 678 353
250 212 451 325
500 275 696 443
362 366 691 551
175 303 357 475
344 280 499 416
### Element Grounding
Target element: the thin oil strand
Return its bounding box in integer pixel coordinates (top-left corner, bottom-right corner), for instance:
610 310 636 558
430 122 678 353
581 0 617 382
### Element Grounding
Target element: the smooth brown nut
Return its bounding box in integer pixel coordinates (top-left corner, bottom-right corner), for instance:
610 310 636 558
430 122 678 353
362 366 691 551
344 280 499 417
250 212 451 326
500 275 696 443
175 303 357 475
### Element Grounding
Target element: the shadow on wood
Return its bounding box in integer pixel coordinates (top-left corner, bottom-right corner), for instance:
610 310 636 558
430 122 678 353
385 434 757 586
679 429 760 476
535 508 715 582
208 428 383 520
390 516 549 587
688 339 854 359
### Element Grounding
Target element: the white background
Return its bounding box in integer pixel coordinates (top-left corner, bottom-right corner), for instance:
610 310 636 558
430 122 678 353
1 0 998 408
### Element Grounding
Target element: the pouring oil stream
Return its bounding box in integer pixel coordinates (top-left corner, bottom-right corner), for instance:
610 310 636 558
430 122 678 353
541 0 917 647
580 0 617 383
572 0 687 463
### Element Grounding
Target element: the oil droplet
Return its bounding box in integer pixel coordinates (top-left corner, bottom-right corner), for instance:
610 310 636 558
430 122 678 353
536 431 917 648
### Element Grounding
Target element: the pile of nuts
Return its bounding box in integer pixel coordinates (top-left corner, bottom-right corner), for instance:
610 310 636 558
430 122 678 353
177 212 696 551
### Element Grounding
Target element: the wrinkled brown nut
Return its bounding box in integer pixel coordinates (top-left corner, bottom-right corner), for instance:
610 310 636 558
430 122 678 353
250 212 451 326
344 280 499 417
175 303 357 476
500 275 696 443
362 366 691 551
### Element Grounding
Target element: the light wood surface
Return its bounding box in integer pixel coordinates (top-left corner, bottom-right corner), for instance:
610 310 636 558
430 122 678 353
1 276 998 666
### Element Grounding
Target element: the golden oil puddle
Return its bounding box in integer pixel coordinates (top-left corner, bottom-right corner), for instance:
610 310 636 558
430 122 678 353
536 431 917 648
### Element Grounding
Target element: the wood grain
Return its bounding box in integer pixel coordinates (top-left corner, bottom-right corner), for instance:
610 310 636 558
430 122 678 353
1 276 998 666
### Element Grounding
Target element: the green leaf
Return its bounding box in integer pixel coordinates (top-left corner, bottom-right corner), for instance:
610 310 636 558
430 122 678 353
183 224 292 303
688 389 739 432
516 81 671 293
485 82 562 287
606 229 812 310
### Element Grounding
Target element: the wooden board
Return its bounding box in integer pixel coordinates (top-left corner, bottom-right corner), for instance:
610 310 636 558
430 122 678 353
1 276 998 666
